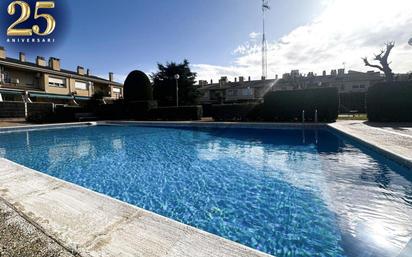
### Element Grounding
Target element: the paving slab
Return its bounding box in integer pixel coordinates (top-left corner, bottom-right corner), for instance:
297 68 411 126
0 199 76 257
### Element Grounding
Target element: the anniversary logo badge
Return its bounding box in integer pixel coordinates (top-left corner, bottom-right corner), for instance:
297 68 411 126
0 0 68 52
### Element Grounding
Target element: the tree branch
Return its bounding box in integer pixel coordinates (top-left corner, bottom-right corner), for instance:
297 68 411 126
362 57 384 71
374 49 385 61
383 41 395 60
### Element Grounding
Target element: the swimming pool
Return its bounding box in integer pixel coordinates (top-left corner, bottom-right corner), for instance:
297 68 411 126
0 124 411 257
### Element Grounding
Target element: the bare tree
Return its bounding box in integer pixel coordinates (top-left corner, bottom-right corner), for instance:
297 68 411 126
362 42 395 82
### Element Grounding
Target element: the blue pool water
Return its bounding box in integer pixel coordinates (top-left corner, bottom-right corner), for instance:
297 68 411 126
0 125 411 257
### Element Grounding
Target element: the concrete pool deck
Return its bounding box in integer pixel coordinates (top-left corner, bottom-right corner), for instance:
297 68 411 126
0 120 411 256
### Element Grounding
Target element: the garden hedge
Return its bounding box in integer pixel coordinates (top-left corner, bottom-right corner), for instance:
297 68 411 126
262 87 339 122
339 92 366 113
367 82 412 122
211 104 262 121
149 106 203 121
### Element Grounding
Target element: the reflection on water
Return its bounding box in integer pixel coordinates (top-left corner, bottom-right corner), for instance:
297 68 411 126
0 126 411 257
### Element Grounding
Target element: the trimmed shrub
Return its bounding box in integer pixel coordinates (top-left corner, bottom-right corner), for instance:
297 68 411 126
262 88 339 122
96 100 158 120
26 103 54 122
53 105 87 122
124 70 153 102
0 101 25 118
367 82 412 122
127 100 158 119
149 106 203 121
211 104 262 121
339 92 366 113
96 101 127 120
202 104 213 117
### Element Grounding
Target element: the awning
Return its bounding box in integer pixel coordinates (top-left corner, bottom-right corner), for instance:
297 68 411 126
74 96 91 101
0 89 23 95
29 92 73 100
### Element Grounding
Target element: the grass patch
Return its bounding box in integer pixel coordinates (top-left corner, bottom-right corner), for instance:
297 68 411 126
338 114 368 121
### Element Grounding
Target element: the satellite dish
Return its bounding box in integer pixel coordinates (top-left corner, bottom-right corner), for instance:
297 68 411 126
409 37 412 46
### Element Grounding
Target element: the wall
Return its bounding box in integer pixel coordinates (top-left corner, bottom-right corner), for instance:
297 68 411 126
110 86 123 99
68 78 93 97
3 67 40 90
44 74 70 95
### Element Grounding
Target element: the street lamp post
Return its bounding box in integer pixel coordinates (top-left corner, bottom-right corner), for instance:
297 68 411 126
174 74 180 107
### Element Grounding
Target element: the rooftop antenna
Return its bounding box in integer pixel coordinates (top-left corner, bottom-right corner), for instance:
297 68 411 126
262 0 270 79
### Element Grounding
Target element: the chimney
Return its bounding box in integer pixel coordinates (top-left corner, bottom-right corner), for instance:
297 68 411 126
323 70 327 76
331 69 337 76
275 74 278 79
36 56 46 66
49 57 60 71
210 79 213 84
261 76 266 81
86 69 90 76
234 77 237 82
199 80 208 86
338 68 345 76
77 66 85 75
248 76 251 81
109 72 114 82
219 76 228 84
239 76 244 82
19 52 26 62
0 47 5 59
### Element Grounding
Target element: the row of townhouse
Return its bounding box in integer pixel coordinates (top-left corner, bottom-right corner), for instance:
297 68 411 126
0 46 123 104
199 76 276 105
199 69 412 104
274 69 384 93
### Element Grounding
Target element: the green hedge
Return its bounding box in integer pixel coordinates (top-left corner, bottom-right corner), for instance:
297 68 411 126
26 103 54 122
149 106 203 121
54 105 87 122
262 88 339 122
211 104 262 121
367 82 412 122
339 92 366 113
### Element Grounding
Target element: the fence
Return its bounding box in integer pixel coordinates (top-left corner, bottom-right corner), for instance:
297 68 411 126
0 101 25 118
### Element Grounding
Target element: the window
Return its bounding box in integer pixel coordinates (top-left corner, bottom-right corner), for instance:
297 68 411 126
75 81 88 90
112 87 122 99
352 85 359 89
227 89 237 96
48 77 66 88
359 85 366 89
242 88 252 96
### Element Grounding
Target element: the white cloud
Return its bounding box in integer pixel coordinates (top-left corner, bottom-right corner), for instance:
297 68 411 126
249 32 261 40
193 0 412 82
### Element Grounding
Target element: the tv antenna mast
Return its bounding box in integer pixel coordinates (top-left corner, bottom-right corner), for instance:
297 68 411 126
262 0 270 79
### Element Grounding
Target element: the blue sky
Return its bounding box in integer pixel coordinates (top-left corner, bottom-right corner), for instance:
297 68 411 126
6 0 323 81
4 0 412 82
